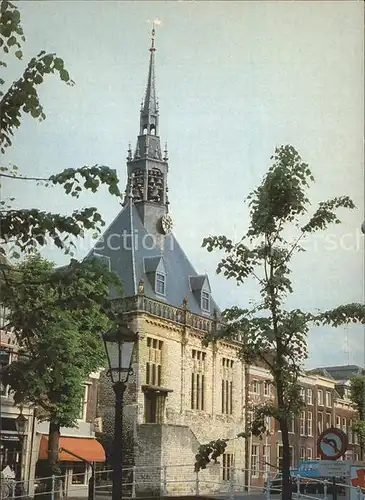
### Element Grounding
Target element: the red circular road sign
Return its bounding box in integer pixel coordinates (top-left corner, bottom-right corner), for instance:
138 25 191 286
317 427 348 460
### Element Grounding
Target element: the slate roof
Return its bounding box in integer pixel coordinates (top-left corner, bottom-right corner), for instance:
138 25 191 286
309 365 364 381
87 199 221 318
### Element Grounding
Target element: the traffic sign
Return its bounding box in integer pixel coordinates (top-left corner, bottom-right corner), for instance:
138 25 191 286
317 427 348 460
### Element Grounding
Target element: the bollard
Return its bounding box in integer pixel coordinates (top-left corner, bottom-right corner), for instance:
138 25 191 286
324 480 328 500
296 474 301 499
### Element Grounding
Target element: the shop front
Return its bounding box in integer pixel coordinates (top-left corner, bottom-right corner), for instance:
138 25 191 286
37 435 106 498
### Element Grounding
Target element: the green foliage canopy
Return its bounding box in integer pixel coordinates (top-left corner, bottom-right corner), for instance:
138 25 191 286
1 253 121 427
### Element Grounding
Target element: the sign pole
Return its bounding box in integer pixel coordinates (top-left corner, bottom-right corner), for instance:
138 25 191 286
332 476 337 500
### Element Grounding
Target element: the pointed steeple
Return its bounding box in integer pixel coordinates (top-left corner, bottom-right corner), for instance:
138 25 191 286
142 27 157 117
140 25 159 138
124 25 170 237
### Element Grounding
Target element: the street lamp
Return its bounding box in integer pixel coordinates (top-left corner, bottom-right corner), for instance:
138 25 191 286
15 409 27 436
15 408 27 483
102 324 138 500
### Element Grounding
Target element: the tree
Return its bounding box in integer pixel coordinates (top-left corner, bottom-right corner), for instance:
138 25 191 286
350 374 365 461
0 0 121 258
0 0 125 482
1 253 122 479
196 145 365 500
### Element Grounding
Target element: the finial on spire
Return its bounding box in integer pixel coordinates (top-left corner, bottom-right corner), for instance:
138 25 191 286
127 142 132 161
150 23 156 52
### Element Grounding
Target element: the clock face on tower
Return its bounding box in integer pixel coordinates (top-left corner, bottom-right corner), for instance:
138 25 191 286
161 214 173 234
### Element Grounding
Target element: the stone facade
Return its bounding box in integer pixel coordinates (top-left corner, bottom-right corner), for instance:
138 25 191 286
97 298 246 494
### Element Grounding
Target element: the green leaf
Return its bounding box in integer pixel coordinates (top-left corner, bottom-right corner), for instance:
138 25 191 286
15 49 22 59
59 69 70 82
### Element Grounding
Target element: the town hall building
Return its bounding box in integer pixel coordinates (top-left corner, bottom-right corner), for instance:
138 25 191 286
90 29 246 494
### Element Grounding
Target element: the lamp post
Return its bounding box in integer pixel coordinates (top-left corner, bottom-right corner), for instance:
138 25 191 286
15 408 27 485
102 324 138 500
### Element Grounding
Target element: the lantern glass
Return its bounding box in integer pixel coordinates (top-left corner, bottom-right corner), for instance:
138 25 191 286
103 325 137 384
15 412 27 435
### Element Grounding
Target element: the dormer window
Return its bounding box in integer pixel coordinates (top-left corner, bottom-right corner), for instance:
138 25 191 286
201 291 210 312
155 272 166 296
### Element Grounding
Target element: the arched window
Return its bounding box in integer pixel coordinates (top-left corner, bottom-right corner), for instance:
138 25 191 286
143 126 148 135
150 125 156 136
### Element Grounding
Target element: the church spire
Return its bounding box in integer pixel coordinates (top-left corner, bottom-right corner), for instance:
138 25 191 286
142 26 157 117
140 25 159 137
124 25 170 236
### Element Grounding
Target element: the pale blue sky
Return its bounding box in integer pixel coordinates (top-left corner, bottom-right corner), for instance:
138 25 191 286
2 1 364 367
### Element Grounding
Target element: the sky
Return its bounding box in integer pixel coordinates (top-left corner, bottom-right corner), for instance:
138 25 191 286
2 1 364 368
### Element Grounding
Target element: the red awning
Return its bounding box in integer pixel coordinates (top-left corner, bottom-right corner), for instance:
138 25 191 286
39 436 105 463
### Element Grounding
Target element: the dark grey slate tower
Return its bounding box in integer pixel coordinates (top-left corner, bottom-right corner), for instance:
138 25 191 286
124 27 170 239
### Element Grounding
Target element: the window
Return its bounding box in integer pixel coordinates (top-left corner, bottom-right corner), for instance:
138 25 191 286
191 350 206 410
317 389 324 406
306 389 313 405
0 348 11 396
300 411 306 436
307 411 313 436
266 416 272 433
263 445 271 469
326 391 331 407
318 412 324 434
264 381 271 397
300 387 306 401
354 431 359 445
326 412 332 428
342 417 347 432
71 463 87 485
289 416 295 434
348 420 353 444
251 380 260 394
78 385 89 421
300 447 306 462
278 446 294 470
251 445 259 477
336 416 341 429
146 337 163 386
247 411 254 425
144 391 166 423
307 448 313 460
222 358 234 415
155 272 166 295
201 291 210 312
222 453 234 481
